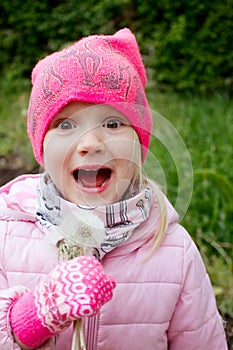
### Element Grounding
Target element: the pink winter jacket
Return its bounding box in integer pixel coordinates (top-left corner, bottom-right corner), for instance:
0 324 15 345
0 174 227 350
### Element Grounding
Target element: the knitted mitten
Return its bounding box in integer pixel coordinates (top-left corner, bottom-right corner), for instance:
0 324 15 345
10 256 115 348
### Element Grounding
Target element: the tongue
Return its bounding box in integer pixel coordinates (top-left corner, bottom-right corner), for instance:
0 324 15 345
78 169 109 188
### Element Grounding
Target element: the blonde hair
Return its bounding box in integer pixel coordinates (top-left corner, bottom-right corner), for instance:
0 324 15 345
125 131 168 258
145 178 168 258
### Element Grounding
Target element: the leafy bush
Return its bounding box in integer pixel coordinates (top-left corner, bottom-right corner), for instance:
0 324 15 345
0 0 232 94
0 74 33 166
140 0 233 95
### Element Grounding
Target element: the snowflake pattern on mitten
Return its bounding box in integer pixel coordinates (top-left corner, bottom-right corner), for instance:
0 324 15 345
34 256 115 333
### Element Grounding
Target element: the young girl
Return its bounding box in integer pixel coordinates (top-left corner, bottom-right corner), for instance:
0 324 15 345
0 28 227 350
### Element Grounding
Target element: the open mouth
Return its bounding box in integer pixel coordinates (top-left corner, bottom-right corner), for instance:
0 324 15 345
73 168 112 189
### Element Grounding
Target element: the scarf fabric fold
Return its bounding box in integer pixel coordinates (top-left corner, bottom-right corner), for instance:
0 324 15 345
36 173 153 260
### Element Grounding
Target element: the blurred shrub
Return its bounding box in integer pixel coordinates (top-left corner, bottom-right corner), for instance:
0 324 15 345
0 0 232 95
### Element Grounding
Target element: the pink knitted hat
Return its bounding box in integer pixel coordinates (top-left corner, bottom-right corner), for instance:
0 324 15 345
27 28 152 165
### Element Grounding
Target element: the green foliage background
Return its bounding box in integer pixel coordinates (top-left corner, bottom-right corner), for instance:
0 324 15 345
0 0 232 95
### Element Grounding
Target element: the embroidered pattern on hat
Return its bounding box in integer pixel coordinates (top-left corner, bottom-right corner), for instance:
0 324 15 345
27 28 152 164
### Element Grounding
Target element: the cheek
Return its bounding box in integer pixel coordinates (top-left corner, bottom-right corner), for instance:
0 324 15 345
118 139 141 186
115 138 141 171
110 136 138 161
43 133 70 175
115 139 141 183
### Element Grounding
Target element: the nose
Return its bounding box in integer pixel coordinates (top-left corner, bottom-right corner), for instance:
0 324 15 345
76 128 105 156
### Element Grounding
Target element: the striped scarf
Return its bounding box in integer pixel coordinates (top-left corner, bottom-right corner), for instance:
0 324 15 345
36 173 152 260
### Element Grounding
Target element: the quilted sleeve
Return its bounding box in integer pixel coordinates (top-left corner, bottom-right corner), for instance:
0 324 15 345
0 286 28 350
0 220 57 350
0 220 9 290
167 230 228 350
0 221 26 349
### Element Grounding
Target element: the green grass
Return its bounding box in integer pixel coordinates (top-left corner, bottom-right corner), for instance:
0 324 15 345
0 75 35 168
146 89 233 232
146 88 233 316
0 76 232 316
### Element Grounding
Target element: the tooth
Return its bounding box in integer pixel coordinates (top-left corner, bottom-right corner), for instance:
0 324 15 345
83 169 98 172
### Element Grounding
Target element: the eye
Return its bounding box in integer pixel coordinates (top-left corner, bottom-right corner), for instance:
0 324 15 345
103 119 123 129
57 119 76 130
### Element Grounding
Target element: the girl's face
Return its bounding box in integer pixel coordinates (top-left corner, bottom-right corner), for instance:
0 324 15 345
43 102 141 206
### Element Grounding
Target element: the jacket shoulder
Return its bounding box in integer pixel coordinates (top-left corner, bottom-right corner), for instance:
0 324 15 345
0 174 40 219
